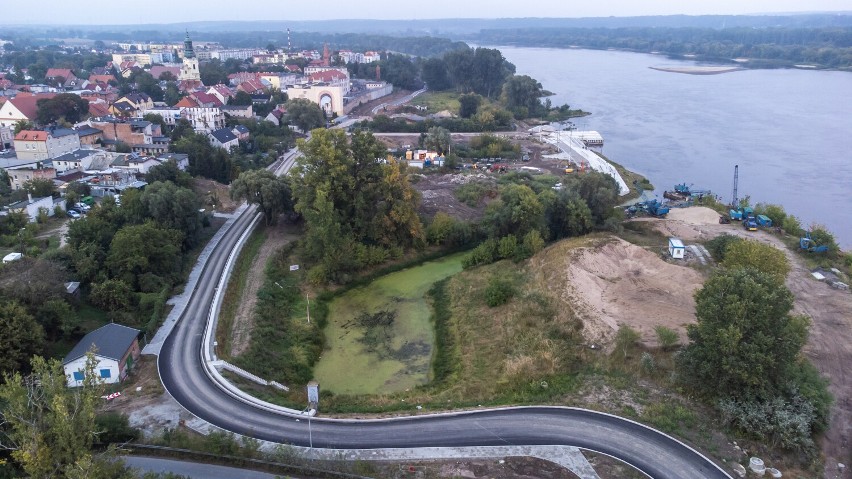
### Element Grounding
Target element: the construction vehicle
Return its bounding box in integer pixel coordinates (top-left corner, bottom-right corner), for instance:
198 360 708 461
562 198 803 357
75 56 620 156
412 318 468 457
743 216 758 231
625 199 670 218
800 232 829 253
756 215 773 227
729 206 753 222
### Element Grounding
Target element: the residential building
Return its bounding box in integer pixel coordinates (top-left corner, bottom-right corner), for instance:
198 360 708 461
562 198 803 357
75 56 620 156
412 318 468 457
63 323 141 386
0 93 57 128
7 165 57 190
75 126 104 146
157 153 189 171
51 149 107 173
14 128 81 160
220 104 252 119
208 128 238 150
87 118 162 147
232 124 250 141
149 65 181 81
183 107 225 132
5 194 57 221
45 68 80 89
157 153 190 171
140 106 182 126
206 84 233 105
0 125 11 150
111 153 162 174
111 53 153 67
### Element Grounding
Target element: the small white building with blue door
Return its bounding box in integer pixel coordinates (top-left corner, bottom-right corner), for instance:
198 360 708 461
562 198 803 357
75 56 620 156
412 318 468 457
63 323 141 386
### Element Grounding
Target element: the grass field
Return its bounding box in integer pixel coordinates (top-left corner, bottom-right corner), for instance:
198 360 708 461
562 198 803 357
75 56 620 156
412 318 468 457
313 253 465 395
408 91 461 115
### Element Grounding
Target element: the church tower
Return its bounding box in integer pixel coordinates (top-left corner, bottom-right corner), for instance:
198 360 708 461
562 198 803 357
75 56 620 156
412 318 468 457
179 31 201 82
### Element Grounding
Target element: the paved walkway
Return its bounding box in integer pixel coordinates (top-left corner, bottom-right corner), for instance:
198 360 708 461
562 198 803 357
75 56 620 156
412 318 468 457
123 456 279 479
143 203 248 356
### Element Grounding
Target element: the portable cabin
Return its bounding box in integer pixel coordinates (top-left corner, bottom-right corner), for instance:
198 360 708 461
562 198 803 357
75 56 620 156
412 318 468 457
668 238 685 259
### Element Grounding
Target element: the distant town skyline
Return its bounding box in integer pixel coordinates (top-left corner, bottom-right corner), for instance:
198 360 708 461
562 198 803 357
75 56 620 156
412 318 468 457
1 0 850 25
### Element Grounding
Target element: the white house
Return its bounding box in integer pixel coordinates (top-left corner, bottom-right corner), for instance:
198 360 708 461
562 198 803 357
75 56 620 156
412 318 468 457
208 128 239 150
63 323 141 386
668 237 685 259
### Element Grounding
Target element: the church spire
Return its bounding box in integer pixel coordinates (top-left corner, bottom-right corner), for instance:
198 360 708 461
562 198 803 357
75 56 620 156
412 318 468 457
183 31 195 59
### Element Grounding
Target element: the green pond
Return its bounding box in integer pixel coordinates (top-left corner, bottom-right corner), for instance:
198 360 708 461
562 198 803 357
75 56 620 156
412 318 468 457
314 253 465 395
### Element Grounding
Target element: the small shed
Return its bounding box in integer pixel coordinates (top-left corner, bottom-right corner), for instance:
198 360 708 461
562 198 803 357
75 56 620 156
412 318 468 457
63 323 141 386
668 237 685 259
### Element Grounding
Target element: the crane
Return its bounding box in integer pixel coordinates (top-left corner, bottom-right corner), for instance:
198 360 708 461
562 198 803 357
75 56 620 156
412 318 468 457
731 164 739 208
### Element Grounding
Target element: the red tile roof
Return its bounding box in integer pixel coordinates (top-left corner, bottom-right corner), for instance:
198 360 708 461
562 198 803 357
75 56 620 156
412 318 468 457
309 70 347 83
175 96 199 108
88 74 116 84
14 130 48 141
88 102 110 117
46 68 75 79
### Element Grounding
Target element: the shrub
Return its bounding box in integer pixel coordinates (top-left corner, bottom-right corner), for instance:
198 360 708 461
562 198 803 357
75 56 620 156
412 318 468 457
640 352 656 375
522 230 545 257
705 234 742 262
462 238 498 268
782 215 804 237
485 277 515 307
94 413 139 444
613 325 640 359
808 224 839 256
754 203 787 228
718 395 817 450
426 212 456 245
497 234 518 260
723 239 791 279
654 326 680 351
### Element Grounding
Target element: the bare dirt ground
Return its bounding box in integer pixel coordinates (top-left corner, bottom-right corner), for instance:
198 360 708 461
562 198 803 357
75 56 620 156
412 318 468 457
229 221 298 356
347 88 413 117
645 206 852 477
413 173 494 221
540 236 705 348
193 178 238 213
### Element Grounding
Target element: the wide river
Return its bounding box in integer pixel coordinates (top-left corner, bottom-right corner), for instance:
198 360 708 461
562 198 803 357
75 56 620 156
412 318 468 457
495 46 852 248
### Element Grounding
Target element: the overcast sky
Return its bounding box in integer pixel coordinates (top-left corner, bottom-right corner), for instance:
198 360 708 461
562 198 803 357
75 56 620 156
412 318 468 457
2 0 850 25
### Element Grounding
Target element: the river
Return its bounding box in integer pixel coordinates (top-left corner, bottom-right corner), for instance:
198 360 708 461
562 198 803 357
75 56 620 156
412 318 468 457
495 46 852 248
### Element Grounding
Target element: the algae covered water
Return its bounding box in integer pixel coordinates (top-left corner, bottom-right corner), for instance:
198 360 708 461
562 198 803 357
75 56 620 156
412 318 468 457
314 253 465 395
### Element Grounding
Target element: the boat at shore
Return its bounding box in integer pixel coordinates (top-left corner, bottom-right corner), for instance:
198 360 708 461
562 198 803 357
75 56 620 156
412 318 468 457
649 65 744 75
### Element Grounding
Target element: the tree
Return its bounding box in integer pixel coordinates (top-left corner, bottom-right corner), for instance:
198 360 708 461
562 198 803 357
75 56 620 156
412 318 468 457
420 57 451 91
143 113 167 132
501 75 545 118
0 257 68 307
158 71 177 82
35 93 90 124
284 98 325 133
12 120 34 134
483 184 544 239
230 169 293 226
200 59 228 86
0 355 131 478
0 299 44 375
575 171 619 225
231 90 253 106
458 93 482 118
114 141 132 153
140 182 201 250
723 239 791 279
22 177 56 198
90 278 134 312
424 126 451 155
106 222 183 292
163 82 183 106
542 189 594 240
145 161 193 189
678 268 809 400
132 72 163 102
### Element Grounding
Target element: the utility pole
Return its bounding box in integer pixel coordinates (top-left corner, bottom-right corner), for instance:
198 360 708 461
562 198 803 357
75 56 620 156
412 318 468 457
306 293 310 324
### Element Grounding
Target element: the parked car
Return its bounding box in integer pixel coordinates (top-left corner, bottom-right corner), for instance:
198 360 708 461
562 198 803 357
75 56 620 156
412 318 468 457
66 210 81 219
74 202 91 212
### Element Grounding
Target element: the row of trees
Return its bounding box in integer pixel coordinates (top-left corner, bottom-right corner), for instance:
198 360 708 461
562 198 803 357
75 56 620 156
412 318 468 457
475 26 852 68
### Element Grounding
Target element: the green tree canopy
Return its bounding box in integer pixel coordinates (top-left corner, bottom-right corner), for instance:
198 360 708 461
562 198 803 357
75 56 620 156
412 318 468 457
145 160 193 189
230 169 293 226
723 239 791 279
424 126 451 155
106 222 184 291
140 181 203 249
678 267 809 400
501 74 545 119
22 177 56 198
458 93 482 118
284 98 325 133
36 93 90 124
0 355 131 478
0 299 43 375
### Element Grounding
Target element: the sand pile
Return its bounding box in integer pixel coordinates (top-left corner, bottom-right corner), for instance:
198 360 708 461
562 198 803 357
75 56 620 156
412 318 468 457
533 237 704 347
666 206 722 225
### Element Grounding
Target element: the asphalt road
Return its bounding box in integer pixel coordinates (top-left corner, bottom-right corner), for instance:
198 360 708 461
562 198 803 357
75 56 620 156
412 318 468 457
157 150 732 479
123 456 281 479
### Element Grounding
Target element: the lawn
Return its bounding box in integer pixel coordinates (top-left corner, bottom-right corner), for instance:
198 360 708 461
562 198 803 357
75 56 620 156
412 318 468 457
408 91 461 115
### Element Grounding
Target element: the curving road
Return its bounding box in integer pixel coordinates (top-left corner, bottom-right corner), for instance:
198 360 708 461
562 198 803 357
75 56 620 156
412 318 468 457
157 152 732 479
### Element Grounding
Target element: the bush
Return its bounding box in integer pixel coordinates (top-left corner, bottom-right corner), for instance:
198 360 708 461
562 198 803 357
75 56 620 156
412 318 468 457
808 224 839 256
522 230 545 257
462 238 498 268
454 181 494 207
718 395 817 450
782 215 804 237
723 239 791 279
754 203 787 228
640 352 656 375
613 325 640 359
485 277 515 307
497 234 518 260
94 412 139 444
654 326 680 351
705 234 742 262
426 212 456 245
